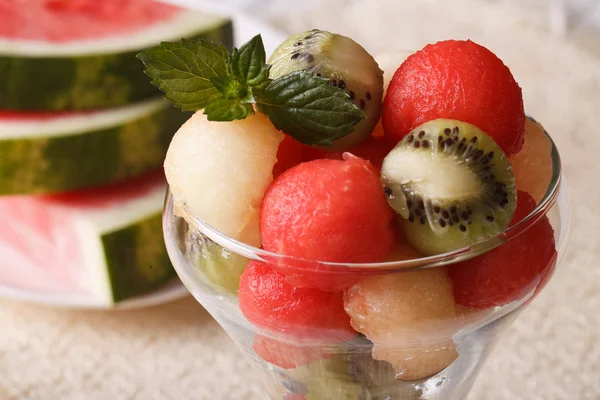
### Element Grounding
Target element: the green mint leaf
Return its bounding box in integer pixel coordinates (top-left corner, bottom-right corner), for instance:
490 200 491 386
256 71 366 146
238 86 257 104
137 38 229 111
204 98 254 121
210 76 256 104
210 76 238 97
229 35 271 87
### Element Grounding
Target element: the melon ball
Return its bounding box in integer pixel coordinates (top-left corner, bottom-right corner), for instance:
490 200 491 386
509 117 553 203
164 112 283 246
344 268 459 380
383 237 423 262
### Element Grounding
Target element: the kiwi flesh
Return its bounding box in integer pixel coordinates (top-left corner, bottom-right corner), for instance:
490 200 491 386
381 119 517 255
301 354 423 399
184 228 248 294
285 355 361 400
268 29 384 151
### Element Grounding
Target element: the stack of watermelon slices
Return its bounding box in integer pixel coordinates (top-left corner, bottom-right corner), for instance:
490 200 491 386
0 0 233 305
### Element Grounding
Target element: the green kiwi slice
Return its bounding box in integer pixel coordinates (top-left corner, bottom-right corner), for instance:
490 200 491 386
381 119 517 256
268 29 383 151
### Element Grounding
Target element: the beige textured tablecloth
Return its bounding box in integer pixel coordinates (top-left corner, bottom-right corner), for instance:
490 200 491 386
1 1 599 399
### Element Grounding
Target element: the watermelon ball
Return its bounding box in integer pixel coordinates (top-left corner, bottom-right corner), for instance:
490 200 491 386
509 117 553 203
273 135 320 178
448 190 557 310
260 154 396 290
273 135 306 178
383 39 525 155
371 119 385 138
252 334 332 370
272 135 334 178
238 261 355 341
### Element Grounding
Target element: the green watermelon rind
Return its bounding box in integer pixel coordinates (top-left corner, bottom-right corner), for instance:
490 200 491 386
101 211 174 303
0 99 189 195
70 179 173 304
0 14 233 111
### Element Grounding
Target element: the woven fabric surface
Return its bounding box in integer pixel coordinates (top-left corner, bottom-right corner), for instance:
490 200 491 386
1 0 599 399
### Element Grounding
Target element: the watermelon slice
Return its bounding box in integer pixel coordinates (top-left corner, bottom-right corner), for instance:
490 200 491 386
0 2 233 111
0 98 189 195
0 170 173 304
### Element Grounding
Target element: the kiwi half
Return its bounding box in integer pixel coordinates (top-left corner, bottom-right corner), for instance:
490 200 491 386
268 29 383 151
381 119 517 256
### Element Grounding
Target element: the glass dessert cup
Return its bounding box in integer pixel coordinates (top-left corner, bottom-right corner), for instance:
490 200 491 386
163 133 568 400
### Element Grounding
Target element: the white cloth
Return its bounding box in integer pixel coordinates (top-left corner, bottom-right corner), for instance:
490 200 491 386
1 0 600 399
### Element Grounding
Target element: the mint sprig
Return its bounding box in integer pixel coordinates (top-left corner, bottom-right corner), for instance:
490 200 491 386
137 35 365 145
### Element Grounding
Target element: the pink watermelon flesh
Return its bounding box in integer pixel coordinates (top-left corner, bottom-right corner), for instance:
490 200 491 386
0 0 179 42
44 169 165 208
0 110 87 120
0 195 86 293
0 170 165 294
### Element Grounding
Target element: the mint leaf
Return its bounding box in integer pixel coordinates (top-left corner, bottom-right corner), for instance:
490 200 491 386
137 39 229 111
210 76 238 97
229 35 271 88
256 71 366 146
204 98 254 121
210 76 256 104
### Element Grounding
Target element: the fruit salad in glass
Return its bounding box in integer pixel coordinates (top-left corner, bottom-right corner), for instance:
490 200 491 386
139 30 568 399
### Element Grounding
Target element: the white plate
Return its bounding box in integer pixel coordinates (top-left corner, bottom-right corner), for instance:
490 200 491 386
0 11 285 310
0 277 189 310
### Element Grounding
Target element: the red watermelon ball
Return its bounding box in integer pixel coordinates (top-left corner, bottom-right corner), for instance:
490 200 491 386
272 135 307 178
252 334 333 369
273 134 325 178
448 191 557 310
260 154 396 266
383 40 525 155
238 261 355 340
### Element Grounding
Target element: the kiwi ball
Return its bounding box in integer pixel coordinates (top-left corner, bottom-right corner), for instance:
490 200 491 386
381 119 517 256
268 29 383 151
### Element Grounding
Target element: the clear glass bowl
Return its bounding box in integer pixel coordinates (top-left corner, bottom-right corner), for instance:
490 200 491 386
163 129 569 400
